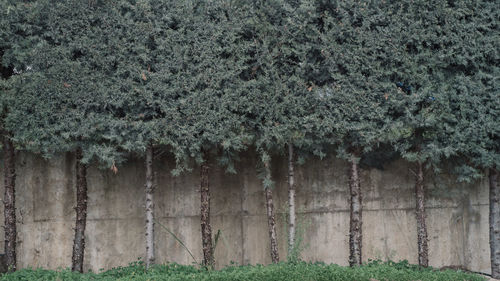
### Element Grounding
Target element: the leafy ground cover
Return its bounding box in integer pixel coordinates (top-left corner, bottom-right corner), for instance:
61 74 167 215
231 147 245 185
0 261 486 281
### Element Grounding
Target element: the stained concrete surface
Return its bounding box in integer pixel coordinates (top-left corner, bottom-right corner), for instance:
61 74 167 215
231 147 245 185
0 151 491 274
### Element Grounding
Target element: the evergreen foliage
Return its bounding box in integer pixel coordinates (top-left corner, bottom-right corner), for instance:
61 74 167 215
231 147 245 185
1 0 495 176
388 1 461 169
441 0 499 178
242 0 322 161
317 0 400 160
3 0 494 186
2 0 124 165
158 0 253 174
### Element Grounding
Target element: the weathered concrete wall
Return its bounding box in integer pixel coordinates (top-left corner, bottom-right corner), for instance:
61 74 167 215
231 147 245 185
0 151 490 273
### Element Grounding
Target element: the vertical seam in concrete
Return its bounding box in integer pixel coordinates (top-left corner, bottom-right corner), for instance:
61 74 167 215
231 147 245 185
240 162 246 266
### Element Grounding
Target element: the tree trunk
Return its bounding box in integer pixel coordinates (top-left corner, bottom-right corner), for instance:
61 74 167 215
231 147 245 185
415 161 429 267
287 144 296 254
348 154 362 266
489 168 500 278
200 152 214 268
71 147 88 273
145 144 155 268
3 135 16 272
264 161 280 263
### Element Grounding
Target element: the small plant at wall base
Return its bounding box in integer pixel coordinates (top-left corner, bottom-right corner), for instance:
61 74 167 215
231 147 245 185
281 206 311 264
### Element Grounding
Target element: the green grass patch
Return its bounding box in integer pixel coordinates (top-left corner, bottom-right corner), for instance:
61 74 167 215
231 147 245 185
0 260 486 281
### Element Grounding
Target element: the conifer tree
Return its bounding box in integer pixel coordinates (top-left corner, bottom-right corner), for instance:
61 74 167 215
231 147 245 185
86 0 165 268
239 0 323 262
432 0 499 275
2 0 125 272
40 0 180 268
386 0 495 267
162 1 252 268
318 1 400 266
0 1 49 271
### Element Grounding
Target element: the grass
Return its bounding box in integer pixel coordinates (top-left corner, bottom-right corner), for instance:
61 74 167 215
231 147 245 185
0 260 486 281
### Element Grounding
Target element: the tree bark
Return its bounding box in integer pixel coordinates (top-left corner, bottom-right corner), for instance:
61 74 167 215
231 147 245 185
71 147 88 273
200 152 214 268
348 154 362 266
287 144 296 254
489 168 500 278
415 161 429 267
3 135 16 272
264 161 280 263
145 143 155 268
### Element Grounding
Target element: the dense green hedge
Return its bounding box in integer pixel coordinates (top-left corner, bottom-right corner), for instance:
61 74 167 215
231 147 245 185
0 261 485 281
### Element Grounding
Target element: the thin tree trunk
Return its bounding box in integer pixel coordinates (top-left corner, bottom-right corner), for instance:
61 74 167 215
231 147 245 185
264 161 280 263
145 143 155 268
415 161 429 267
489 168 500 278
71 147 88 273
287 144 296 254
3 135 16 272
348 153 362 266
200 152 214 268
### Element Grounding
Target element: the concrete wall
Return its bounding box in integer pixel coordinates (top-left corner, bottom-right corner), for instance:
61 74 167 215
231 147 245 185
0 151 490 273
